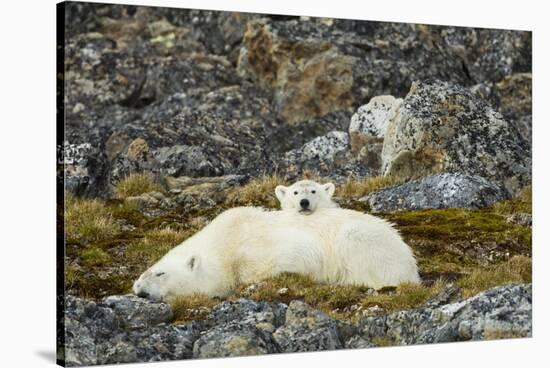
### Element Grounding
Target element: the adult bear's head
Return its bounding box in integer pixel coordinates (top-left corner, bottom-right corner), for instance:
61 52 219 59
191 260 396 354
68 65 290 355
132 241 228 301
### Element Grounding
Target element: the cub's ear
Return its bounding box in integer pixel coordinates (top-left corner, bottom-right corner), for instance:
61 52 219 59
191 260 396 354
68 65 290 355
187 256 200 271
322 183 335 198
275 185 287 203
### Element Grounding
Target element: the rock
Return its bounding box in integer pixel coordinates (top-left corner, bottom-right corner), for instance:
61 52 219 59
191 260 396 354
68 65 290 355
345 335 376 349
506 213 532 227
349 95 402 151
277 287 289 296
349 95 402 173
282 131 369 179
363 173 508 212
273 300 343 353
359 284 532 345
495 73 532 142
205 299 287 330
61 142 111 197
439 27 531 84
192 299 286 358
238 19 474 125
381 80 531 195
193 322 279 358
100 294 173 329
64 295 197 366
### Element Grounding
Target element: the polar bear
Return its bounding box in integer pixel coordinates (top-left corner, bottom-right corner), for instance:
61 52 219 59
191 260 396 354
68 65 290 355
275 180 338 215
133 207 420 301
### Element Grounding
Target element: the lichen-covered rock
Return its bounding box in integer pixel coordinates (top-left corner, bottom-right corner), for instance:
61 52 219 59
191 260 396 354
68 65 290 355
495 73 532 142
344 335 376 349
282 131 369 179
348 95 403 173
238 19 471 125
359 284 532 345
63 295 197 366
506 213 532 227
381 80 531 195
273 300 343 353
349 95 402 149
204 298 287 330
61 142 111 197
192 299 286 358
193 322 280 358
100 294 173 329
364 172 508 212
439 27 531 84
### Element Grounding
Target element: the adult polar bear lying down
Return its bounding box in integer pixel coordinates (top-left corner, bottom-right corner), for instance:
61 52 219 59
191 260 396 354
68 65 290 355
133 207 420 301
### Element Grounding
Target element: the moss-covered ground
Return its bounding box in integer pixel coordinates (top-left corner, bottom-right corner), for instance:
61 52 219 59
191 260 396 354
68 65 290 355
64 175 532 322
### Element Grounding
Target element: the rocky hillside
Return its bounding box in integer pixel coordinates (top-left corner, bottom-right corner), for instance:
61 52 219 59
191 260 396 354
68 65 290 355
60 3 532 365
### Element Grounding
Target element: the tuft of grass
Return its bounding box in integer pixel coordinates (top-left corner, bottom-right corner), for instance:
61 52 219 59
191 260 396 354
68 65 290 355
115 173 164 199
225 173 288 208
81 246 112 267
458 256 532 297
65 193 121 244
336 176 406 199
169 294 219 324
127 227 189 267
492 186 532 215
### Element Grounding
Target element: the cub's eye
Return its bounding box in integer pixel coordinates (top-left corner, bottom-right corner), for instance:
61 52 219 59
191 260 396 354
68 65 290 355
294 191 298 195
155 272 165 277
311 190 316 194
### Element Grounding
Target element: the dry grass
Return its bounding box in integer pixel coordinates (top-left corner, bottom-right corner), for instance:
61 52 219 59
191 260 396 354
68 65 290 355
169 294 219 324
336 176 406 199
458 256 532 297
233 273 447 321
127 227 190 267
492 186 532 215
115 173 164 199
225 173 288 208
65 193 121 244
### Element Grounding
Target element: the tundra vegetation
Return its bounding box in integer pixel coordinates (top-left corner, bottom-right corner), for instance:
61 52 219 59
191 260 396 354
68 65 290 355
65 174 531 322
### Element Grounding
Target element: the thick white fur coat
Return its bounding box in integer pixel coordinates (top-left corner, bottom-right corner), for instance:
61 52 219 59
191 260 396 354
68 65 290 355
134 207 420 299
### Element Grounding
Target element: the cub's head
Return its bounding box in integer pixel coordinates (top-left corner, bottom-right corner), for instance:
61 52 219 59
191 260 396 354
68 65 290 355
275 180 337 215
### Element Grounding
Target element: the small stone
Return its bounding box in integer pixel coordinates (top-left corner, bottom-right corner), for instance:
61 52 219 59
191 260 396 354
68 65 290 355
506 213 532 226
277 287 289 296
72 102 85 113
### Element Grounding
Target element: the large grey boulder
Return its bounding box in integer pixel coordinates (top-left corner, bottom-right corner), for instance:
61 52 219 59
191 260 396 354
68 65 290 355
381 80 531 195
364 172 508 212
359 284 532 345
282 131 369 179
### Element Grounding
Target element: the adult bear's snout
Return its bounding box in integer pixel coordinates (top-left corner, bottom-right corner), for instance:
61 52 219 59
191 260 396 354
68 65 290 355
137 291 150 299
300 199 310 209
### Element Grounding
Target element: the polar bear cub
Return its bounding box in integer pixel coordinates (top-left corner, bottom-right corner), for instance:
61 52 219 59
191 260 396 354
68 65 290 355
275 180 338 215
133 207 420 301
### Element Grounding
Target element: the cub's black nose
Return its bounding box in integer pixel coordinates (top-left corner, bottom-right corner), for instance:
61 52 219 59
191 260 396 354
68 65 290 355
137 291 150 299
300 199 310 209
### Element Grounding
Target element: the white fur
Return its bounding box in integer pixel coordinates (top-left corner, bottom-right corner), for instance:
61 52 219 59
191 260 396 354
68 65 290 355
275 180 338 215
133 207 420 300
